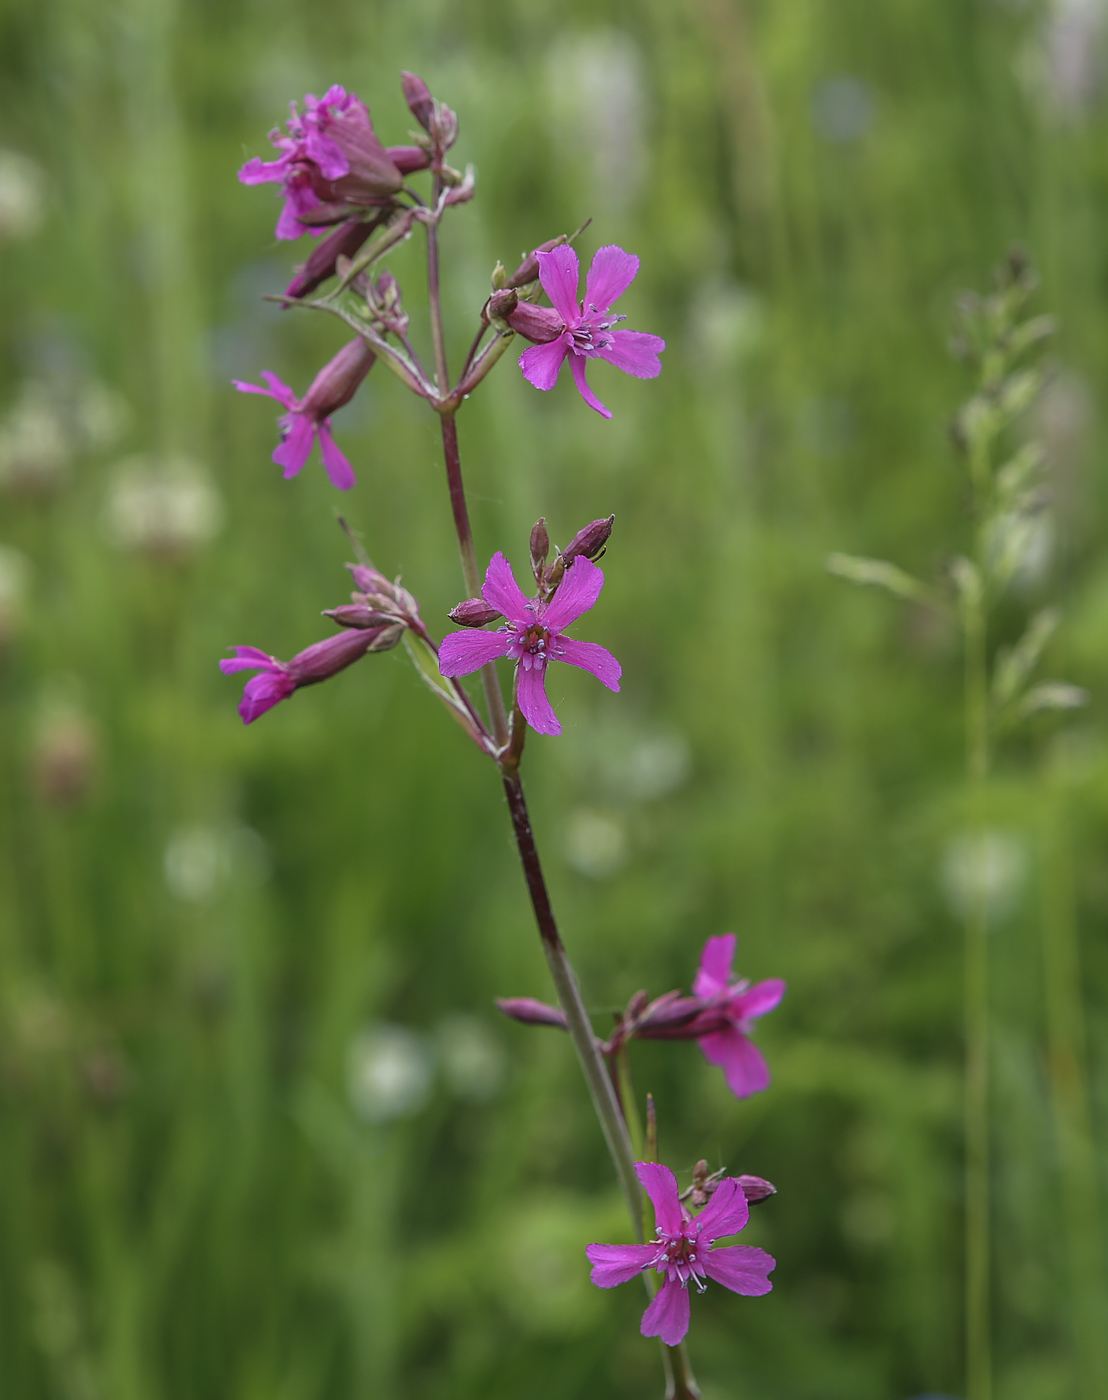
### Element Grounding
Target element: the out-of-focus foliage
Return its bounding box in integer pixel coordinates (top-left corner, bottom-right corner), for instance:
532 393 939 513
1 1 1107 1397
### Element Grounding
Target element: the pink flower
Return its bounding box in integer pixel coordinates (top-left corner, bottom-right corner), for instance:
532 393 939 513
438 553 620 737
587 1162 774 1346
220 625 402 725
233 338 376 490
690 934 785 1099
239 85 403 240
517 244 665 418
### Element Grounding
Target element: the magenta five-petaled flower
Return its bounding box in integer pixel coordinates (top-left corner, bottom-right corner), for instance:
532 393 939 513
692 934 786 1100
587 1162 774 1346
518 245 665 418
233 338 376 491
438 553 620 737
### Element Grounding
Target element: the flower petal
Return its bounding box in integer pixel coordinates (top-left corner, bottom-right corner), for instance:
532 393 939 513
516 664 560 736
693 933 736 999
519 339 568 391
698 1027 771 1099
220 646 278 675
569 353 612 418
640 1278 691 1347
702 1245 775 1297
584 245 640 314
693 1177 749 1243
600 329 665 379
238 156 286 186
542 556 605 631
536 245 582 324
635 1162 684 1236
481 553 531 626
585 1243 657 1288
732 978 786 1023
272 414 316 478
438 629 513 678
552 637 621 692
239 670 296 724
316 420 357 490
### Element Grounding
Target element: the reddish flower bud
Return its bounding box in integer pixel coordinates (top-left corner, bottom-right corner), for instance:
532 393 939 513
284 215 381 301
345 564 422 624
529 518 550 584
448 597 503 628
324 604 399 630
495 997 568 1029
735 1175 777 1205
401 71 436 131
506 235 569 289
562 515 615 566
387 144 431 175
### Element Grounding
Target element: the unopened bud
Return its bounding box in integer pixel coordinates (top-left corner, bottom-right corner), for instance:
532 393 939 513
387 144 431 175
506 235 569 289
324 604 399 630
401 71 436 131
495 997 568 1030
439 164 463 188
488 288 519 323
449 597 502 628
562 515 614 565
431 104 459 153
491 261 508 290
285 216 378 301
529 518 549 583
735 1174 777 1205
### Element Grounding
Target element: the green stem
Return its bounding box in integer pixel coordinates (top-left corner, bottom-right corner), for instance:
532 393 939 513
963 534 990 1400
1039 755 1108 1397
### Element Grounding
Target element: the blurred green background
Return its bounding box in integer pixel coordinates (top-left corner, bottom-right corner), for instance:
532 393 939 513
2 0 1107 1396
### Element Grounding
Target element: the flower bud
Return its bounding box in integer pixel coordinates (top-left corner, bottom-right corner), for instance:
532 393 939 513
387 144 431 175
506 235 569 289
562 515 615 565
530 517 550 583
300 339 377 418
284 216 380 301
345 564 422 623
324 604 399 630
432 104 459 153
449 597 503 627
489 294 563 344
495 997 568 1030
488 288 518 324
735 1174 777 1205
491 261 508 290
401 71 436 131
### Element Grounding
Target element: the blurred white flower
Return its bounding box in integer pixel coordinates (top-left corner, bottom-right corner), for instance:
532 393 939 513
564 807 628 879
812 77 875 143
347 1025 432 1123
105 455 223 556
619 734 691 801
1039 0 1108 114
163 824 269 903
690 280 764 370
546 31 647 214
0 149 47 240
941 830 1028 925
437 1014 505 1102
0 377 129 495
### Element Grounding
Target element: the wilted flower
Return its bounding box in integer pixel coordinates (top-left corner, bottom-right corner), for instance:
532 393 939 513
438 553 620 737
586 1162 774 1346
687 934 785 1099
234 338 376 490
220 625 402 724
239 85 404 239
514 244 664 418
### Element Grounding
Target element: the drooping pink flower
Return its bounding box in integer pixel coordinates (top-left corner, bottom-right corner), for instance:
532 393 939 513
689 934 785 1099
239 86 404 240
220 624 402 725
516 244 665 418
233 338 376 490
438 553 620 736
587 1162 774 1347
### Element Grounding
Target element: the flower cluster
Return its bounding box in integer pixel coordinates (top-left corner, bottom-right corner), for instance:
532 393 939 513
588 1162 775 1346
498 932 785 1100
